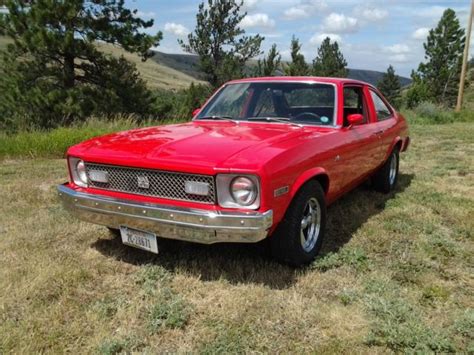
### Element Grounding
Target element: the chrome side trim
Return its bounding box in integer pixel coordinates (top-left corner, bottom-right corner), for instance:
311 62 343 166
57 184 273 245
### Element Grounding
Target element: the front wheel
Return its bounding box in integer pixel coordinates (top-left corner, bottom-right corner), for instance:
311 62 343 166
373 148 399 193
270 180 327 266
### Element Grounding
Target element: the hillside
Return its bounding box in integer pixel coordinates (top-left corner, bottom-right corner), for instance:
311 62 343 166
151 51 412 86
0 35 411 88
96 43 205 90
348 68 411 87
0 36 204 90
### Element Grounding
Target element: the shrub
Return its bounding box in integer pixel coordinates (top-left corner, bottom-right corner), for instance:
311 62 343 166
403 102 474 125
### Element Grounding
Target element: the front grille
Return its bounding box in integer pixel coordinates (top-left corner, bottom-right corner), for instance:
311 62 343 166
84 163 216 204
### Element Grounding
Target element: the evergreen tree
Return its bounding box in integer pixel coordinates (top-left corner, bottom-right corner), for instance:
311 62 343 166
312 37 347 77
377 65 401 108
405 70 431 108
417 8 465 107
284 36 308 76
0 0 162 129
255 44 281 76
179 0 263 88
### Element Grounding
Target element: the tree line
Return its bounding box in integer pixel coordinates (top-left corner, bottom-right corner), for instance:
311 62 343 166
0 0 469 131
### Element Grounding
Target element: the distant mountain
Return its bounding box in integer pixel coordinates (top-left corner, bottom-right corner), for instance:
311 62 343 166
150 51 412 87
348 69 411 87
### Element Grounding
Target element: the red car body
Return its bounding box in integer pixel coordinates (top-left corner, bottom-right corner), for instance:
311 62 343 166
58 77 409 264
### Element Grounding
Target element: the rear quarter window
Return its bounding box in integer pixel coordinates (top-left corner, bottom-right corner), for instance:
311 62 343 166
370 90 392 121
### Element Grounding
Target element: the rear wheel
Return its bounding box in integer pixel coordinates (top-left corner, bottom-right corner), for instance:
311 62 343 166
373 148 399 193
270 180 326 266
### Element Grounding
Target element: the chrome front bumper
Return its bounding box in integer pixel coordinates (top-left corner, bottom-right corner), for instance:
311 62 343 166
57 184 273 244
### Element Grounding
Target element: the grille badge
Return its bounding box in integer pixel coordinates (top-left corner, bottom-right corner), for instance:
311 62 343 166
137 176 150 189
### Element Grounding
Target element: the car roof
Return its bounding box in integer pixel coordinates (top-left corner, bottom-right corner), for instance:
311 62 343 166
227 76 372 87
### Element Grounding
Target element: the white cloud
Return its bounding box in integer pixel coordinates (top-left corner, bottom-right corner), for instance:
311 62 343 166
136 11 156 19
283 0 328 20
322 13 359 34
383 44 410 54
164 22 189 37
412 27 430 40
241 13 275 28
354 4 388 22
417 5 446 18
310 33 342 46
242 0 259 11
390 54 409 63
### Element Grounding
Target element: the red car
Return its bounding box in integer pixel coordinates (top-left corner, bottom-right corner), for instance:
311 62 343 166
58 77 409 265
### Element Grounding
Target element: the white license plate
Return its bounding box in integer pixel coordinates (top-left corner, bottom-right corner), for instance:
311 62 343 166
120 226 158 254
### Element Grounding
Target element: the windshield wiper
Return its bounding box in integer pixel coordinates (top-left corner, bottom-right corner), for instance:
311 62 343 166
247 117 303 128
197 115 239 124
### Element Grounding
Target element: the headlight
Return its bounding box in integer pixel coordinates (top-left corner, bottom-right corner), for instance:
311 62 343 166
230 177 257 206
68 157 88 187
216 174 260 209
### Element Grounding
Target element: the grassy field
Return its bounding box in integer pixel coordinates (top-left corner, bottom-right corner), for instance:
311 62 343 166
0 122 472 353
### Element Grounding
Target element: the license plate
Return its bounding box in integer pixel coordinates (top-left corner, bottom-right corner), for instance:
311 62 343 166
120 226 158 254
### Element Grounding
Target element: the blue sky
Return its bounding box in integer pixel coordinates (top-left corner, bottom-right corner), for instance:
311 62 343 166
126 0 473 77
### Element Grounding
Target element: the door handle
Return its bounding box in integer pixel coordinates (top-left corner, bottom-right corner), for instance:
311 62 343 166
373 130 385 137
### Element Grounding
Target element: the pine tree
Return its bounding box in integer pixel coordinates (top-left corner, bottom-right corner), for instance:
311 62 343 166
417 8 465 107
284 36 308 76
179 0 263 88
377 65 402 108
312 37 347 78
0 0 162 129
255 44 281 76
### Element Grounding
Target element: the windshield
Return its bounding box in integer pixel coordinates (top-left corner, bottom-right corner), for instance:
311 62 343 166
196 82 336 126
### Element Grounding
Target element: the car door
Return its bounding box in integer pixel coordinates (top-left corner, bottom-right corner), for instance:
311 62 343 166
367 89 398 165
338 85 381 189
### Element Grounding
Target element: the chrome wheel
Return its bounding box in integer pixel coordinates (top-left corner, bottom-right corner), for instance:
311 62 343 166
389 153 398 186
300 197 321 252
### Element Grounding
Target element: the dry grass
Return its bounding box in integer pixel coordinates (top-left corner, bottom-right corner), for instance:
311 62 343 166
96 43 206 90
0 123 473 353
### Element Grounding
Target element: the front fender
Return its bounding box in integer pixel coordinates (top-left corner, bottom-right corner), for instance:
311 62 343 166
290 167 329 199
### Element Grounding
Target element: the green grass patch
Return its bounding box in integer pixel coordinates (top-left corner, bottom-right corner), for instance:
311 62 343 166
97 336 144 355
365 296 455 352
313 247 371 272
0 116 187 159
147 288 191 332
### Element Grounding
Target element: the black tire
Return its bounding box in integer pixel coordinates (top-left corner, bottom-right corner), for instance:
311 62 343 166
270 180 327 266
373 148 399 193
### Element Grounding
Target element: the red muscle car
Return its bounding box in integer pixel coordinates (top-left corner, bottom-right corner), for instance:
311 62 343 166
58 77 410 265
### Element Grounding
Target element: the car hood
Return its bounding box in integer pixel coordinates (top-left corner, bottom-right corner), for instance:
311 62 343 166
68 121 322 173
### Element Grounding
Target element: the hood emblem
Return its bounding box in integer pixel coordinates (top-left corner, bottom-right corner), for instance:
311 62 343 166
137 176 150 189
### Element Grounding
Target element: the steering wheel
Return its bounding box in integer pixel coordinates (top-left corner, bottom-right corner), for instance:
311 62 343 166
293 112 321 121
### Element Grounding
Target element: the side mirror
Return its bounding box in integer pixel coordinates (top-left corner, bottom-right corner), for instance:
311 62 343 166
346 113 364 126
192 108 201 117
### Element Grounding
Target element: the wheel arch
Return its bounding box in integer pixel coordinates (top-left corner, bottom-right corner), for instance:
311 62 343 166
383 136 403 162
290 167 329 200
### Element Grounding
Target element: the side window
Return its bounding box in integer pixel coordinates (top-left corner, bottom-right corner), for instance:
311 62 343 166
370 91 392 121
343 86 368 125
